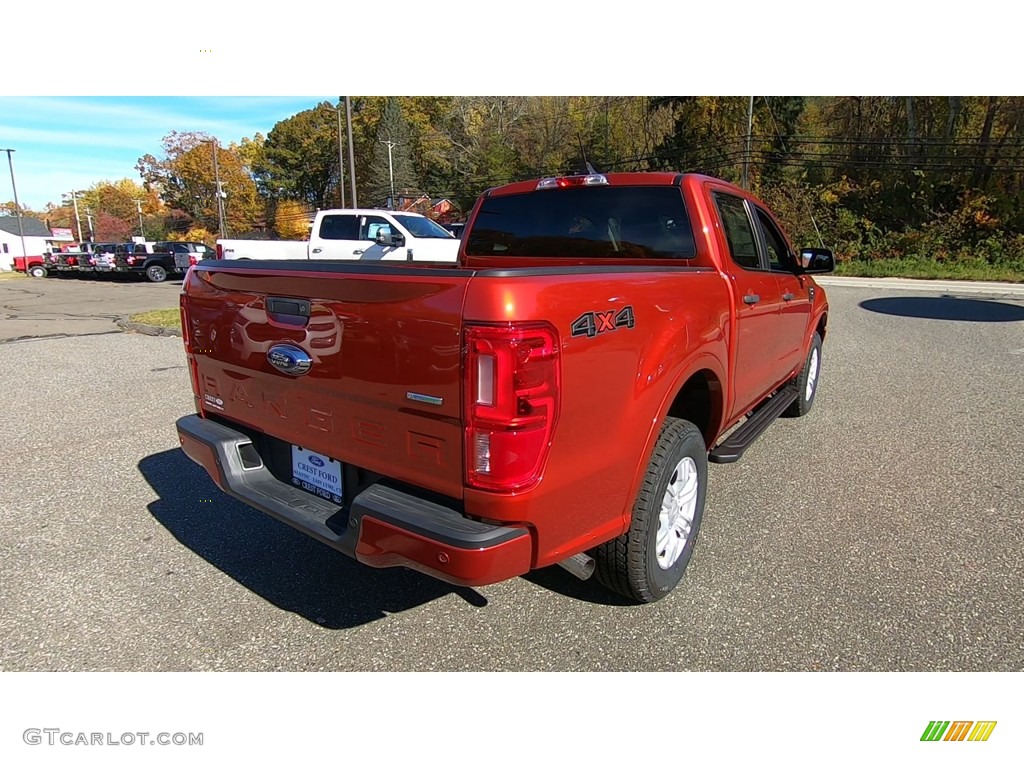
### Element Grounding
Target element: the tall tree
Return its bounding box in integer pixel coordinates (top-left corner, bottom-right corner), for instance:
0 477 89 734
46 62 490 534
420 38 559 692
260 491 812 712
367 98 420 207
136 131 263 236
252 106 340 207
93 211 133 242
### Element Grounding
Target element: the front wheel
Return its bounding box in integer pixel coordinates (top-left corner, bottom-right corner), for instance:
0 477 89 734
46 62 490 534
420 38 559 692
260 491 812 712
145 264 167 283
784 332 822 417
593 417 707 603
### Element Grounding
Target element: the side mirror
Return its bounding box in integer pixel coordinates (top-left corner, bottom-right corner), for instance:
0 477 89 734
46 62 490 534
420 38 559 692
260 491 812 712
798 247 835 274
375 230 405 248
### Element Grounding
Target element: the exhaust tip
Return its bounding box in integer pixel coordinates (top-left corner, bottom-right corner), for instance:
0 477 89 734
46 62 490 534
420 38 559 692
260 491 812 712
557 552 595 581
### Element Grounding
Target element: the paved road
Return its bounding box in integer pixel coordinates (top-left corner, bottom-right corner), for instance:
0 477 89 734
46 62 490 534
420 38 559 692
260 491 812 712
0 274 183 341
1 278 1022 671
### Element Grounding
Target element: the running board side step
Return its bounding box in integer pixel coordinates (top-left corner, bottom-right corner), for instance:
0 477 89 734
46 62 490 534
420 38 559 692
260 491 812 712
708 384 800 464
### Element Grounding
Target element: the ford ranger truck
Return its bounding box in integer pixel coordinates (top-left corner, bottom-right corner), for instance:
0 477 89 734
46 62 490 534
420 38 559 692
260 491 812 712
176 172 833 603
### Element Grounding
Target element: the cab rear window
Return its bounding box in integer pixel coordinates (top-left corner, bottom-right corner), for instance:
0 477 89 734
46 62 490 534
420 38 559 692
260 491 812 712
465 186 696 259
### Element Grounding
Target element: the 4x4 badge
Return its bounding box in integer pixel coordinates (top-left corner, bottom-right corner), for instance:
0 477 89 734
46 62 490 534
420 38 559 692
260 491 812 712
571 306 635 338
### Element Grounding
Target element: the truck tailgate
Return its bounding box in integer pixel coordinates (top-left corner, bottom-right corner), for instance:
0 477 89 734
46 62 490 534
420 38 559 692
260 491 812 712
182 263 472 499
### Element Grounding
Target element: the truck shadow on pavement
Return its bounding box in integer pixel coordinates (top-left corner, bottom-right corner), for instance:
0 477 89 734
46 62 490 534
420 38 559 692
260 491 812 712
138 449 489 629
859 295 1024 322
520 568 637 606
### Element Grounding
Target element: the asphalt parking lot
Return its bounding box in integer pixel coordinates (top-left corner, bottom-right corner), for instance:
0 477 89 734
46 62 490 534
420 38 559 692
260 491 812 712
1 276 1022 671
0 273 184 341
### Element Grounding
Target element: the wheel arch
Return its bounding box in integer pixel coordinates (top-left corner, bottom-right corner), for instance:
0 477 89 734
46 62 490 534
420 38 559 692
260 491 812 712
664 368 726 450
815 310 828 342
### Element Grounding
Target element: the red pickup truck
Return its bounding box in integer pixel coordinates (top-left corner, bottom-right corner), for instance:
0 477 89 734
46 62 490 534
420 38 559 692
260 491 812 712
12 254 51 278
176 172 832 602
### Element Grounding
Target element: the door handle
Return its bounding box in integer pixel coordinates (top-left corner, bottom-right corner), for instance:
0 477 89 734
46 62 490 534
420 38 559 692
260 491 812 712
743 294 760 305
782 292 795 301
353 249 364 255
311 247 322 254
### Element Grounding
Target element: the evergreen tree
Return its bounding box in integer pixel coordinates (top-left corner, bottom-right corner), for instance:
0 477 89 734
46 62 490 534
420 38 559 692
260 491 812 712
368 98 420 207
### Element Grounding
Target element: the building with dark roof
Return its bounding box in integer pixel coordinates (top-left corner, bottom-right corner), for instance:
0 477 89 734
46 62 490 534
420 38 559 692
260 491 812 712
0 216 53 270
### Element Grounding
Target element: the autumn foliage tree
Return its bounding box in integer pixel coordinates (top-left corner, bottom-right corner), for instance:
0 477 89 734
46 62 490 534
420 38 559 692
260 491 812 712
273 200 313 239
136 131 263 237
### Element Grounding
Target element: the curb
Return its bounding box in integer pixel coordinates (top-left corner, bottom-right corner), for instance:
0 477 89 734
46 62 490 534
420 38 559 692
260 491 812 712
816 276 1024 296
115 316 182 337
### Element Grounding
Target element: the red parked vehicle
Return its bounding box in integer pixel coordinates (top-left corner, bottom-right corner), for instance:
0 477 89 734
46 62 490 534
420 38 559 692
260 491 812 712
12 254 51 278
176 172 833 602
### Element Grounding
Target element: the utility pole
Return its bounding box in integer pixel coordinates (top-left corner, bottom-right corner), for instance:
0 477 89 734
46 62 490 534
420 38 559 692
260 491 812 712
379 139 399 208
345 97 358 208
65 190 84 243
742 96 754 190
134 200 145 239
322 105 347 208
211 139 227 238
84 208 94 241
0 148 28 262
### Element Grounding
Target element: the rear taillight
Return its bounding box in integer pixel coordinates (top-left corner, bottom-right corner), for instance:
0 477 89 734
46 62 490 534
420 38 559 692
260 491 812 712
215 244 223 259
464 322 560 493
180 294 200 400
179 293 190 349
189 254 198 266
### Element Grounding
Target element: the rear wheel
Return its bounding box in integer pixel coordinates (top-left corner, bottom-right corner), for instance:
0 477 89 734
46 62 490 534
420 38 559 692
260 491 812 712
146 264 168 283
28 265 47 278
594 417 707 603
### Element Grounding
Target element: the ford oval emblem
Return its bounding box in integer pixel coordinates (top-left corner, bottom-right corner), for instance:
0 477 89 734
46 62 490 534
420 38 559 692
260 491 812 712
308 455 325 467
267 344 313 376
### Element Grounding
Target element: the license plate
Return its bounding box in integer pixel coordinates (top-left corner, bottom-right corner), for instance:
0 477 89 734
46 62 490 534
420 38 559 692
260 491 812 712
291 446 343 504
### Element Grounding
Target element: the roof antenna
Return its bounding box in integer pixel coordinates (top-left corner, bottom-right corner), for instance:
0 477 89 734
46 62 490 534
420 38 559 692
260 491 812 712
576 134 597 175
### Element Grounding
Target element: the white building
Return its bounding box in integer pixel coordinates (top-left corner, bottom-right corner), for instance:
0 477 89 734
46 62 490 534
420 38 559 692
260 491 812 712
0 216 51 271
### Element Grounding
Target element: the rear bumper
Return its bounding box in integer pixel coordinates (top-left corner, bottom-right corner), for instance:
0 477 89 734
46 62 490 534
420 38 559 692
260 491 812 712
175 414 533 587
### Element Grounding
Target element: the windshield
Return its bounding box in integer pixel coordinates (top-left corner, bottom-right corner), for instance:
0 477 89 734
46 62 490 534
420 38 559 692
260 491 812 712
464 186 697 259
393 215 454 239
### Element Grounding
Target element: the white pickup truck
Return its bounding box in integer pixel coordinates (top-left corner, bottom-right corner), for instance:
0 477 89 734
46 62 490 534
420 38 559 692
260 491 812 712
217 208 461 262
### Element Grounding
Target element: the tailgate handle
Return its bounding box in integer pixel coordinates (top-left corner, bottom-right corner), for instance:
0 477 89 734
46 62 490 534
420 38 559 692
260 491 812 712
266 297 311 318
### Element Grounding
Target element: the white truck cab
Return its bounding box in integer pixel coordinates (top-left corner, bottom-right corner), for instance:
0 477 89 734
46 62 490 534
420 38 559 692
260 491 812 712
217 209 460 263
308 209 459 262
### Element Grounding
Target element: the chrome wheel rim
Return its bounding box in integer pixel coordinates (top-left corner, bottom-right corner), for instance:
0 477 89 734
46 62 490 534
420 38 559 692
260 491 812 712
806 348 819 401
656 456 698 570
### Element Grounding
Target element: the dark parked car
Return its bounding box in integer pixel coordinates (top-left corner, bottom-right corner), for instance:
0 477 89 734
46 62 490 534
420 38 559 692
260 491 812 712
77 242 117 273
152 241 215 272
108 242 181 282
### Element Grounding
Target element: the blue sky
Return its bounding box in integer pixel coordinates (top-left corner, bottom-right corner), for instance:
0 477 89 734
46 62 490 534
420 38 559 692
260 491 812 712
0 97 336 211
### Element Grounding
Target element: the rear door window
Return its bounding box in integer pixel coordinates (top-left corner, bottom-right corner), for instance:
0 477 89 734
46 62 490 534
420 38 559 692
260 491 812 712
755 208 795 272
464 186 696 259
713 193 761 270
318 214 359 240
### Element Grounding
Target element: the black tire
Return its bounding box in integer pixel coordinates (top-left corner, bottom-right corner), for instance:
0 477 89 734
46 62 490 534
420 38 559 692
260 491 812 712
783 332 822 418
29 265 47 278
146 264 168 283
594 417 707 603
